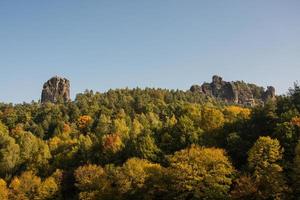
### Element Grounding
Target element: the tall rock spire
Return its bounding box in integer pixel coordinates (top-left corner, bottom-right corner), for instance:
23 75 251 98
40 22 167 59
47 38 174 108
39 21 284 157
41 76 70 103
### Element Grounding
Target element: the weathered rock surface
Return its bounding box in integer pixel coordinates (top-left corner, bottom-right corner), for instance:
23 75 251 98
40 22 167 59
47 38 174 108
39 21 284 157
41 76 70 103
190 75 275 105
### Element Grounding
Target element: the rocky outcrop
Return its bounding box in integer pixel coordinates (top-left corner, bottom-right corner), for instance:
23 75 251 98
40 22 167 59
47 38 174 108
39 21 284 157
190 85 203 93
41 76 70 103
190 75 275 106
262 86 276 102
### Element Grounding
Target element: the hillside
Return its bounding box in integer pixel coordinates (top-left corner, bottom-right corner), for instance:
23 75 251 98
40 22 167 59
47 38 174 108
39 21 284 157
0 78 299 199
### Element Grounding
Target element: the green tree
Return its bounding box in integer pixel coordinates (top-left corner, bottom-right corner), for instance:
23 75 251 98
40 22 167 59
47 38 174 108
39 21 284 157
231 175 258 200
290 83 300 112
12 128 51 172
129 130 161 162
274 122 298 161
293 140 300 197
0 125 20 177
95 114 112 136
0 107 18 130
248 136 289 199
248 136 282 173
176 115 202 147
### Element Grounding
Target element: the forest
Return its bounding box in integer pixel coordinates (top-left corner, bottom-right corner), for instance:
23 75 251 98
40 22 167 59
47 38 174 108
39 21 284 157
0 84 300 200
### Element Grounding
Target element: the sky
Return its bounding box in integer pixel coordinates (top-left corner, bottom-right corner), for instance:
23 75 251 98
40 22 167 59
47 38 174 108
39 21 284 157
0 0 299 103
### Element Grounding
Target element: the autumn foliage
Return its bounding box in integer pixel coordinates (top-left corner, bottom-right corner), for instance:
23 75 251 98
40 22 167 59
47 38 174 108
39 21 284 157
0 85 300 199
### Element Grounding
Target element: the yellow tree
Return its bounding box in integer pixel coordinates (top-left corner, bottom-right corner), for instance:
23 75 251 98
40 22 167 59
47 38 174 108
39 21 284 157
0 179 8 200
38 169 63 199
9 170 61 200
201 107 224 131
9 171 41 200
182 103 202 124
168 145 235 199
129 118 143 139
113 158 164 199
75 164 112 200
112 118 129 139
223 106 251 122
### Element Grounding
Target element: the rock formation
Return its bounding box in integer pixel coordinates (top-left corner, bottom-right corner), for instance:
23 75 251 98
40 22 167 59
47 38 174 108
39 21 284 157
190 75 275 106
262 86 276 102
190 85 202 93
41 76 70 103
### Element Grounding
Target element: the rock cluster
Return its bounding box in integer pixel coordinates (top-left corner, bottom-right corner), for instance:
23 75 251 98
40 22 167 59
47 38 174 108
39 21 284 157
41 76 70 103
190 75 275 105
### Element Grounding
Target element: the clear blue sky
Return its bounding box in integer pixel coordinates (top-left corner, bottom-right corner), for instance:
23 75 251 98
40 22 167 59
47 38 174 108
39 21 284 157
0 0 299 103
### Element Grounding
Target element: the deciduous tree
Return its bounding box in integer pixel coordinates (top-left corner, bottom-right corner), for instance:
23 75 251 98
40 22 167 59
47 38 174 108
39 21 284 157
168 145 235 199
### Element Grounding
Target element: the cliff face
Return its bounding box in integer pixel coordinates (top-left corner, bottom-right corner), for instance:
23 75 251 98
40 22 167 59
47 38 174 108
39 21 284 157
190 75 275 105
41 76 70 103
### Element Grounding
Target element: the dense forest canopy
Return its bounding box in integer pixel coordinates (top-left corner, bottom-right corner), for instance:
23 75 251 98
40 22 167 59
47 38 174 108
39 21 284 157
0 84 300 199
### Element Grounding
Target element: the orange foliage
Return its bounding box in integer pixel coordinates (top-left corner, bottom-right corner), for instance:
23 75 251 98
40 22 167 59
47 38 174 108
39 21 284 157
63 123 71 134
102 133 123 153
77 115 92 130
291 117 300 127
